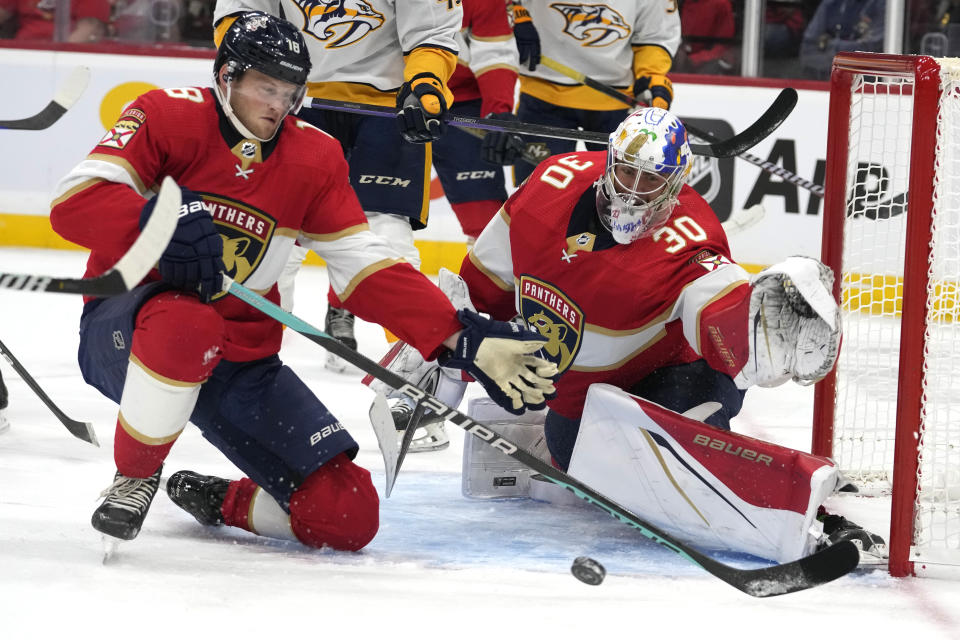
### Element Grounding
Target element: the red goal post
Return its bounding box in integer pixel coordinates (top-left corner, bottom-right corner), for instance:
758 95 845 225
813 52 960 578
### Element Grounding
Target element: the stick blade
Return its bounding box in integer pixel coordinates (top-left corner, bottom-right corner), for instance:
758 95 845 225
54 66 92 110
111 176 181 292
719 540 861 598
369 392 400 498
690 88 798 158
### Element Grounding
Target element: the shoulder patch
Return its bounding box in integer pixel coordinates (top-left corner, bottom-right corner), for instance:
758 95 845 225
690 250 732 272
97 110 145 150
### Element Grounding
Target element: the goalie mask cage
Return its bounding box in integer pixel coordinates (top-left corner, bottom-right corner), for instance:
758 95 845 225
813 52 960 578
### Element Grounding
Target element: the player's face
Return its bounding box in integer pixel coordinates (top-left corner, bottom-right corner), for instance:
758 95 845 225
228 69 301 139
611 164 667 204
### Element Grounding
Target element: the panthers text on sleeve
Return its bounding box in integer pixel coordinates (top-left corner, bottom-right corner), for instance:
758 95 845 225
459 150 750 418
50 87 461 362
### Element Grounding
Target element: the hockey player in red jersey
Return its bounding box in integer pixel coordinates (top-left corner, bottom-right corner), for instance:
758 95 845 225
374 106 887 561
49 12 557 550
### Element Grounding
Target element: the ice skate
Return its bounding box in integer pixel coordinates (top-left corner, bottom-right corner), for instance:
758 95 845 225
324 306 357 373
391 398 449 453
166 470 229 526
91 465 163 542
818 514 888 564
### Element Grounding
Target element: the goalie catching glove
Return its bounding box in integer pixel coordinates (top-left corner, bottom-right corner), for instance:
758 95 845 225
735 256 841 388
440 309 558 415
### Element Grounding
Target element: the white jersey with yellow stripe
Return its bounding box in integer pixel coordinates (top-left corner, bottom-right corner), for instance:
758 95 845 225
519 0 680 89
213 0 462 102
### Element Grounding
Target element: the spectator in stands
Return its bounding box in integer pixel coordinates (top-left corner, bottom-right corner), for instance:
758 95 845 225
800 0 886 80
674 0 737 75
766 0 807 58
0 0 110 42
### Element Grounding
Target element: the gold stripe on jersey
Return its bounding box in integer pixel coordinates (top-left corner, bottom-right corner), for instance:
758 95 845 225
519 77 632 111
49 177 104 209
301 223 371 242
273 227 299 239
468 251 512 292
570 327 668 373
87 153 147 194
474 62 517 78
339 257 406 301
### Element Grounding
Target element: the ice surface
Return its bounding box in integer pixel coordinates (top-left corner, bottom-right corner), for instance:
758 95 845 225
1 249 957 638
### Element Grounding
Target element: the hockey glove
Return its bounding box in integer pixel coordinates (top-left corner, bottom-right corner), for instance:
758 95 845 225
481 112 527 166
396 72 449 144
139 186 224 303
511 4 540 71
633 75 674 110
439 309 558 415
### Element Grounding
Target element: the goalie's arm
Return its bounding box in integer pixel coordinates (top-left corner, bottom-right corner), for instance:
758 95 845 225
672 256 841 390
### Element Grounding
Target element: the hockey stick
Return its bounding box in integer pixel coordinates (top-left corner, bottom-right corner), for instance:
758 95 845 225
0 66 91 131
720 204 766 235
0 176 181 296
305 97 608 145
0 337 98 445
537 56 817 191
458 126 552 166
223 276 859 596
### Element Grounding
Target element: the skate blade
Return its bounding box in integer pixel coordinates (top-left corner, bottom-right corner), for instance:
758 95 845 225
101 535 121 564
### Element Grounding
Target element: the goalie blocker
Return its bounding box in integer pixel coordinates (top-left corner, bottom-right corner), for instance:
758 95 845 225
465 384 843 564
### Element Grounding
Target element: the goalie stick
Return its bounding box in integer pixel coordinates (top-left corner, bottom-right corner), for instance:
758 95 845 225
0 176 181 297
0 337 98 446
0 66 91 131
223 276 860 597
536 56 815 190
302 97 789 159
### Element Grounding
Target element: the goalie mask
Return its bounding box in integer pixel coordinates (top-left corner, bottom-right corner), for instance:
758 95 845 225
214 12 311 141
596 107 692 244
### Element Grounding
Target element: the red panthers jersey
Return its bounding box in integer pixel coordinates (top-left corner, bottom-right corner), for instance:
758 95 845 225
460 151 752 418
450 0 519 116
50 87 461 362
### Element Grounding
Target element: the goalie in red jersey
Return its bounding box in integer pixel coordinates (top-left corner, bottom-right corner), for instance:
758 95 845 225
373 106 887 563
50 12 557 552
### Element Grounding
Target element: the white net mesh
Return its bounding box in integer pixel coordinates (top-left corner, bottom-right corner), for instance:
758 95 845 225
834 57 960 564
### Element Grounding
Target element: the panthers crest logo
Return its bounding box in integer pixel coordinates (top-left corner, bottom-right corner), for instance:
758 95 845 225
201 195 276 295
550 3 630 47
293 0 385 48
519 276 583 373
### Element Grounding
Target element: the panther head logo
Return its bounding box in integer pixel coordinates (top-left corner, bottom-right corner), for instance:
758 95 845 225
292 0 385 49
549 2 630 47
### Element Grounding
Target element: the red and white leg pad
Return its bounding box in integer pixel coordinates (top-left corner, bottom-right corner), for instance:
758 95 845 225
568 384 839 563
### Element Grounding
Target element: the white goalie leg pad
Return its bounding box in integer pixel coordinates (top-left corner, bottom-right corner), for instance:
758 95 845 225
248 487 297 541
461 397 549 499
735 256 842 389
567 384 839 563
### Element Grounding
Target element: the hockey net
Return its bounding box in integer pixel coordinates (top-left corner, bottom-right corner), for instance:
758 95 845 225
813 53 960 577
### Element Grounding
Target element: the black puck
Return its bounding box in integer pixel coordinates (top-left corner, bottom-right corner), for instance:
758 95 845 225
571 556 605 585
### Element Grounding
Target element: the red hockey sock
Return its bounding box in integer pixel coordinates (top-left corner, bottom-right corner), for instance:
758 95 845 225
451 199 502 240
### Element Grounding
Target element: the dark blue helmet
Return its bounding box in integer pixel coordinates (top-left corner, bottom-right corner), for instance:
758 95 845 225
215 12 311 87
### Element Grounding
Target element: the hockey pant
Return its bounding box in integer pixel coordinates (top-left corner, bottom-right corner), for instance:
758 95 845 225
78 285 378 550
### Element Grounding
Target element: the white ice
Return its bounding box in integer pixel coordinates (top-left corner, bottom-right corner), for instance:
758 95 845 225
1 248 958 639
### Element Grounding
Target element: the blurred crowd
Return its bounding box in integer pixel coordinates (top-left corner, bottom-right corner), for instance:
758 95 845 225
1 1 959 80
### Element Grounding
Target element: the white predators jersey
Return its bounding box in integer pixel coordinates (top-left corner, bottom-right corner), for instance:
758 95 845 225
213 0 462 98
521 0 680 88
